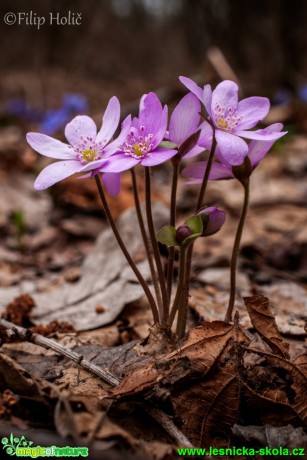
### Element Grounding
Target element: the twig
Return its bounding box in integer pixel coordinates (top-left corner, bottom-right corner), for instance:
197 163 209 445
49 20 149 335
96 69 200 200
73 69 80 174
0 318 119 386
0 318 192 447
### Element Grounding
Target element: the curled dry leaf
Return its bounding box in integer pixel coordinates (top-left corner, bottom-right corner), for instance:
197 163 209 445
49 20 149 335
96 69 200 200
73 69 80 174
243 347 307 425
244 295 290 358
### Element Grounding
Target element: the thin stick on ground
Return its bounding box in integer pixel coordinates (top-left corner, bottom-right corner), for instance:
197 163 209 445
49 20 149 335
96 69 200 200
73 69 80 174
0 318 193 447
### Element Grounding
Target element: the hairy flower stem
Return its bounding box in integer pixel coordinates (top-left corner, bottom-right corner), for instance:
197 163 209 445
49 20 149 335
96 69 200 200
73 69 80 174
178 132 217 336
166 159 180 304
130 169 162 312
145 167 169 323
94 175 159 323
224 179 250 323
168 245 187 331
196 131 217 211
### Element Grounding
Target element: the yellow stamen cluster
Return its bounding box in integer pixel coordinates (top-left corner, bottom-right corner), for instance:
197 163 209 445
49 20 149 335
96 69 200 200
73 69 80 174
82 148 97 162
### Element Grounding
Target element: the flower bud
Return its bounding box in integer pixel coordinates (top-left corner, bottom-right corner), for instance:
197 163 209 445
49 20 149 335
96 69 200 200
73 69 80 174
176 224 192 244
197 206 226 236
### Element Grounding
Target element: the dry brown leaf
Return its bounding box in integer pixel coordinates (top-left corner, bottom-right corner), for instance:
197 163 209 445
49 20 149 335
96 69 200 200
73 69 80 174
293 354 307 377
170 322 248 446
112 322 241 399
244 347 307 425
244 295 290 358
112 321 250 446
0 204 169 331
0 352 58 425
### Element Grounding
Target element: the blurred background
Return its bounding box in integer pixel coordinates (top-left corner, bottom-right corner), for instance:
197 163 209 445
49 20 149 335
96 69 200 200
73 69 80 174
1 0 307 118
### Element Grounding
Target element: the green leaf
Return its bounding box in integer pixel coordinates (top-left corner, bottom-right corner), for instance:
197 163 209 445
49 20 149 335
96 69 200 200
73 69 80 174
184 215 203 235
181 232 202 248
156 225 178 246
158 140 178 149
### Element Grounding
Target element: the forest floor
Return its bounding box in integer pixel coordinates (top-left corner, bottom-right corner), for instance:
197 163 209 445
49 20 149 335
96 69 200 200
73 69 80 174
0 70 306 459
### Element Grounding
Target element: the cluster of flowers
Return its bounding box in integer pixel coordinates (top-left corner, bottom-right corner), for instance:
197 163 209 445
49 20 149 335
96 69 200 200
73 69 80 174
27 77 286 336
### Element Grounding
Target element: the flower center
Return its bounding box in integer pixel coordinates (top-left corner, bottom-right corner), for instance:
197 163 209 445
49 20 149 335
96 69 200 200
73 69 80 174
120 126 154 159
133 143 144 157
213 104 243 132
74 136 104 164
82 148 97 162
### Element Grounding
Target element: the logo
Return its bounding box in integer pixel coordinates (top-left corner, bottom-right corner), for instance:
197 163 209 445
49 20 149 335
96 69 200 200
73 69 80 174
2 434 33 455
1 434 89 457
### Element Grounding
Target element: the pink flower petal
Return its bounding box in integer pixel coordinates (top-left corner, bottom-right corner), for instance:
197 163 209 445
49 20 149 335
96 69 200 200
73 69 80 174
103 115 132 157
65 116 97 148
214 146 231 167
34 160 82 190
215 130 248 165
183 145 205 159
235 128 285 141
169 93 201 146
102 172 121 196
78 158 109 173
138 92 163 138
198 120 214 151
98 153 139 173
152 105 168 149
203 84 213 117
179 76 204 102
248 123 285 167
236 97 270 130
140 148 177 166
182 161 233 180
211 80 239 114
26 133 73 159
96 96 120 146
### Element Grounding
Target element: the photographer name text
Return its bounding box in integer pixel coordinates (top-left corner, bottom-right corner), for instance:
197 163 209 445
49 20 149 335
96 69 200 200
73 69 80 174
4 11 82 28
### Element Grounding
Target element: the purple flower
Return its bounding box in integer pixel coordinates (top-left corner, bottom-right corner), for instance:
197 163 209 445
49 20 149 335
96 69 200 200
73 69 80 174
27 96 131 191
179 77 285 165
197 206 226 236
166 93 204 158
182 123 286 182
96 93 177 174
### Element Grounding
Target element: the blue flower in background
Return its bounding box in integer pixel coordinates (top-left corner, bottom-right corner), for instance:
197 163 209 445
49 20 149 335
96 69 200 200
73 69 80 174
62 94 88 112
5 93 88 135
272 88 292 105
297 84 307 103
40 93 88 135
5 99 42 122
